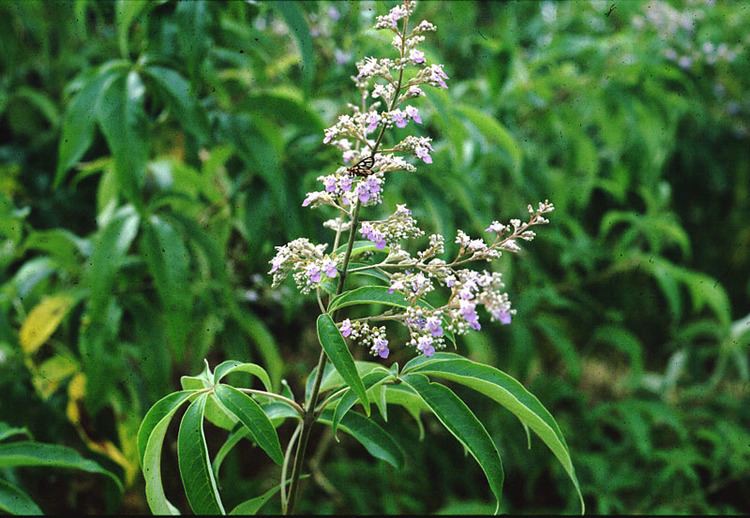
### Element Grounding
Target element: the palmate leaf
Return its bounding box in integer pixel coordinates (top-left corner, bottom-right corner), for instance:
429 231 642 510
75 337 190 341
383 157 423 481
400 373 504 514
316 314 369 413
178 394 225 514
403 353 584 513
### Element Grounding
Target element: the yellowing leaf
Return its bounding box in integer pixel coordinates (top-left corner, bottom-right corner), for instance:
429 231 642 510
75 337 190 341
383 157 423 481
66 373 138 485
31 354 79 400
20 294 75 354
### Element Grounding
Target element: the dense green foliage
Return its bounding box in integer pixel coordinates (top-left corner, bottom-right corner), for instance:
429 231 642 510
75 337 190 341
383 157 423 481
0 0 748 514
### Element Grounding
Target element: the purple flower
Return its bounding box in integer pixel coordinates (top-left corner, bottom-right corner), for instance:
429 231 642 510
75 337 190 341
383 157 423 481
494 309 512 325
327 6 340 21
460 300 481 330
357 184 372 203
415 145 432 164
361 222 386 249
429 64 449 89
392 110 408 128
373 337 390 359
322 258 338 278
409 49 425 64
334 48 352 65
417 336 436 357
426 316 443 337
339 175 353 191
342 150 356 164
366 112 380 134
405 106 422 124
270 256 284 273
341 318 352 338
306 263 322 284
302 194 314 207
323 176 337 193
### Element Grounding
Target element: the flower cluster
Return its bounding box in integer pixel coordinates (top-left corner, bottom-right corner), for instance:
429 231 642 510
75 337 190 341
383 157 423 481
269 1 554 360
269 238 338 294
360 204 424 250
340 318 390 359
301 1 446 215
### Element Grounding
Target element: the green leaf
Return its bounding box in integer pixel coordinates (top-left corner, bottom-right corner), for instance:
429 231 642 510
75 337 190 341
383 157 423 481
316 314 369 414
331 370 390 440
401 373 504 514
404 354 584 513
87 205 140 313
55 63 127 188
319 410 404 469
212 425 249 481
456 104 523 181
0 423 30 442
383 385 428 440
333 240 384 258
214 384 284 465
141 215 191 355
96 70 149 205
347 263 391 284
328 285 409 313
0 442 123 493
228 483 283 515
213 361 273 392
115 0 151 58
271 1 315 96
0 479 42 516
228 476 307 515
138 390 194 514
144 65 208 140
231 312 283 390
178 394 225 515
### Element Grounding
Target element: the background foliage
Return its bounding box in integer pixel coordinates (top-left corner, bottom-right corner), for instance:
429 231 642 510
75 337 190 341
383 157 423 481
0 0 748 514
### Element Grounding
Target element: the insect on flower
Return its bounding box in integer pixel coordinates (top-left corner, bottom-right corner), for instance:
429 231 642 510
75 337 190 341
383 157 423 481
346 155 375 176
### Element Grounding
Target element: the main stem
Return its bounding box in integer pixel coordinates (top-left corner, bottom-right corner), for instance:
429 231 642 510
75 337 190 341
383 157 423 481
285 201 362 514
284 14 409 513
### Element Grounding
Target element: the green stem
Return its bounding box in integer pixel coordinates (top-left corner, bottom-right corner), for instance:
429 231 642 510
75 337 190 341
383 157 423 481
284 11 411 513
285 201 362 514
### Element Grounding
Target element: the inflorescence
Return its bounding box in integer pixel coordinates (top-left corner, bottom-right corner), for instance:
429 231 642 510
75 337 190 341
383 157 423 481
269 1 554 360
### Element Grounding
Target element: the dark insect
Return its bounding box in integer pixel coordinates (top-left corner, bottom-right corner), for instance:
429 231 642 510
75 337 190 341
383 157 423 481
346 155 375 176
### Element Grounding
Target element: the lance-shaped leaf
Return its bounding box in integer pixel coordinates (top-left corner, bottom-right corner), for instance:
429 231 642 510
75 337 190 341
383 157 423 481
0 479 42 515
328 285 409 313
403 353 584 513
138 390 194 514
401 373 504 514
214 385 284 465
96 70 149 205
316 314 369 413
0 442 123 494
178 394 225 514
213 361 273 392
319 410 404 469
330 370 391 440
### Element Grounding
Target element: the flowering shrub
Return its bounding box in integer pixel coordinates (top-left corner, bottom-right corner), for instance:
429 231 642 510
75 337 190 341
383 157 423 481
138 1 582 514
